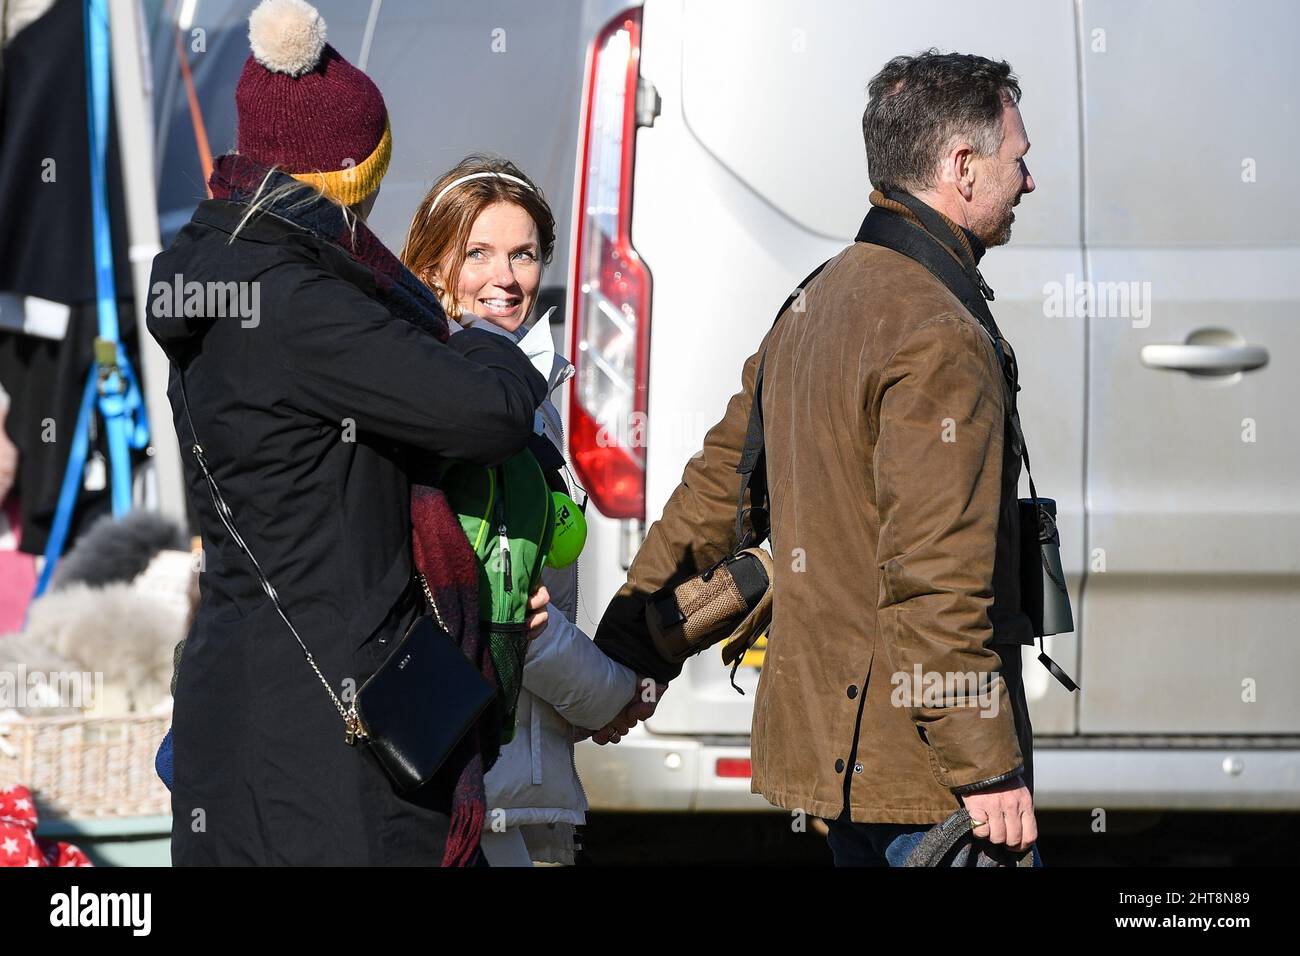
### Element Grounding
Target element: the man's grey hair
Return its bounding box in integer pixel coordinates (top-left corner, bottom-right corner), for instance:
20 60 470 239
863 50 1022 193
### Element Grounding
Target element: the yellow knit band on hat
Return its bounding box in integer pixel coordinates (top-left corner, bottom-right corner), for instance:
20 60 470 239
290 118 391 206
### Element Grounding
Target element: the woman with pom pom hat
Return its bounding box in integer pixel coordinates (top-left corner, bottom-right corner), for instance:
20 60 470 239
146 0 549 866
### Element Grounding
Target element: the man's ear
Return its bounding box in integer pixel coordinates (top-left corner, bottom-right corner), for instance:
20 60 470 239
954 146 976 201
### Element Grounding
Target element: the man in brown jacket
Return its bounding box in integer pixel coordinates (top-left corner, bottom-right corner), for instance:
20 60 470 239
595 51 1041 865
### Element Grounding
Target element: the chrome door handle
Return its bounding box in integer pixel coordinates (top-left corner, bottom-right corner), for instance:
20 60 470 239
1140 343 1269 375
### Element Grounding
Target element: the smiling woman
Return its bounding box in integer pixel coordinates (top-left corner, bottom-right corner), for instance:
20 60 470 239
399 155 556 327
401 155 652 867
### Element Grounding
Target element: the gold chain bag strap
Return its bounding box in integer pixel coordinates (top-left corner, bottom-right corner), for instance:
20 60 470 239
174 365 494 791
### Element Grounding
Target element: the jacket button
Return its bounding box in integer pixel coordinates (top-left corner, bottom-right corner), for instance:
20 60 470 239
854 763 864 774
847 685 858 699
835 759 845 773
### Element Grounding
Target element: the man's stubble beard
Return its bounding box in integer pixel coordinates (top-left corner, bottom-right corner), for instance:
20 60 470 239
979 199 1018 248
981 199 1017 247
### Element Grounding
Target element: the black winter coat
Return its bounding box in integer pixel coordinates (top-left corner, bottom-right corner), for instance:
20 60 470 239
147 199 546 865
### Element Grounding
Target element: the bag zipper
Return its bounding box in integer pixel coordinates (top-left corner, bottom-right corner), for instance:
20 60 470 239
495 465 512 591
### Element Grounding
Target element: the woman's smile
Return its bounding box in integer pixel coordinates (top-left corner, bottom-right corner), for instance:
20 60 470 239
477 294 523 319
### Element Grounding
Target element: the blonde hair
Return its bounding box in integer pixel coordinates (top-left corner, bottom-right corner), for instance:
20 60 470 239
400 154 555 320
227 163 362 246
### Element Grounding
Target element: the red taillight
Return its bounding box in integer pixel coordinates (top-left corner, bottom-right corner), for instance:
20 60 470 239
568 8 651 520
715 758 752 779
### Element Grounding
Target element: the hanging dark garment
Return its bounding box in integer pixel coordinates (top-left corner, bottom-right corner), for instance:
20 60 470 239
0 0 142 555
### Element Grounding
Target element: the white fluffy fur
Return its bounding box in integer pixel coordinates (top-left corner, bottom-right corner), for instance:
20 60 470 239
248 0 327 77
0 582 185 717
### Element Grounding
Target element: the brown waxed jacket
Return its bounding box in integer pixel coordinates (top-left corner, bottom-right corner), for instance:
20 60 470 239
595 196 1036 824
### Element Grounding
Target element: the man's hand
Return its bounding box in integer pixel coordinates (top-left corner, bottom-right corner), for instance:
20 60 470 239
960 780 1037 854
586 679 668 744
524 585 550 642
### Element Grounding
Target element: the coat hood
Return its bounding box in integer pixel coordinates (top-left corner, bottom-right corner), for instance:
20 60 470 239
146 199 369 360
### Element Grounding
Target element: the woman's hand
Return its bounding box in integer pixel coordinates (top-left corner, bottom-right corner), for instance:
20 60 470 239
525 585 550 642
588 679 668 744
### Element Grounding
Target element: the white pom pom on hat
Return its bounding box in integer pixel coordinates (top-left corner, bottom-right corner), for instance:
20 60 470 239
234 0 391 205
248 0 327 77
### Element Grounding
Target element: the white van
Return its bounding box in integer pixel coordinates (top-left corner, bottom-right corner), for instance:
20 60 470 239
565 0 1300 814
151 0 1299 817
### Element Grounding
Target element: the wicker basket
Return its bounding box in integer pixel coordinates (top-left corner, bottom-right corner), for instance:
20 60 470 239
0 713 171 818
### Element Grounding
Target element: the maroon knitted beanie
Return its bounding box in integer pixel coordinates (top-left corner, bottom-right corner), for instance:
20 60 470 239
233 0 391 205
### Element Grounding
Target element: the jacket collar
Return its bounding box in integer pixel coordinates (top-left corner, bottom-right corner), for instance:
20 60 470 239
191 198 304 244
961 223 987 265
867 189 995 301
190 199 379 296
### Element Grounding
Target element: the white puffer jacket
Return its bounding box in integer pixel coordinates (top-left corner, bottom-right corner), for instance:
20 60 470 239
459 312 637 864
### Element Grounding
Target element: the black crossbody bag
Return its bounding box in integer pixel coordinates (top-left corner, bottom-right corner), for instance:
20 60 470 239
732 197 1078 692
175 367 495 792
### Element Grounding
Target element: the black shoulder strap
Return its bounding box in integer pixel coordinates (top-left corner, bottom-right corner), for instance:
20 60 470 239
855 205 1040 504
856 204 1003 352
880 189 998 303
859 204 1079 691
733 258 833 546
733 204 1044 553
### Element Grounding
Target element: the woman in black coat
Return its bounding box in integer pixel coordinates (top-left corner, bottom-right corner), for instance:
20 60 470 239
147 0 546 865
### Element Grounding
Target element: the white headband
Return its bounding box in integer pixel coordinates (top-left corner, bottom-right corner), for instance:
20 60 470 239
426 171 535 218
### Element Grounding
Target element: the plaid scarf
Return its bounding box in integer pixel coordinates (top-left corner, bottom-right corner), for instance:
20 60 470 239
410 485 499 867
209 154 494 867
